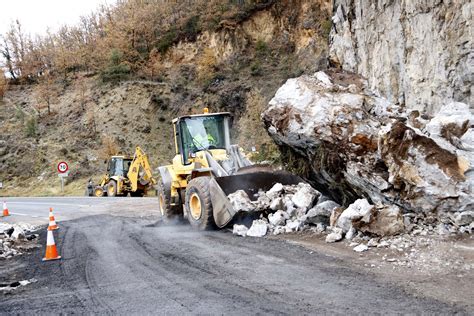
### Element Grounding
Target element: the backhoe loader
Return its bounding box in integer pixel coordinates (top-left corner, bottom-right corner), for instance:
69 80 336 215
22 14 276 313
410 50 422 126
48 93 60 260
157 108 301 230
87 146 156 197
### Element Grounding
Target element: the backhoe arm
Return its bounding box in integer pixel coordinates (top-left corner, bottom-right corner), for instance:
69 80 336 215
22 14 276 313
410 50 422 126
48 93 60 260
127 146 156 192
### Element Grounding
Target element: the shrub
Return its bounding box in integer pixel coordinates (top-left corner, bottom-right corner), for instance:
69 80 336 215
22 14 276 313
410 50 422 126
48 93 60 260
16 107 25 121
250 61 262 76
100 49 130 83
99 135 119 160
183 16 201 41
0 74 8 99
255 39 268 57
156 28 177 54
25 116 38 137
197 48 218 83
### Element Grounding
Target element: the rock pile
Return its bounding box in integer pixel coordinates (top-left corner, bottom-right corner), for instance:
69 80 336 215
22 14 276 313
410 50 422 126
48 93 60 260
230 183 473 247
0 223 39 259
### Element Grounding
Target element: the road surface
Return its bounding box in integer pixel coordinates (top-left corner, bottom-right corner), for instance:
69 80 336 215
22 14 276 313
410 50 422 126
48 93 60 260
0 198 470 314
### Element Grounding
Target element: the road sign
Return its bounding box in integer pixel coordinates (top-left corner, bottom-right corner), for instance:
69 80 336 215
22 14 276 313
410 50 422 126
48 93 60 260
57 161 69 174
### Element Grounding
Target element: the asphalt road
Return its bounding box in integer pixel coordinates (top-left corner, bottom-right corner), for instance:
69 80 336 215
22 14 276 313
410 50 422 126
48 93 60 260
0 198 469 314
1 197 157 225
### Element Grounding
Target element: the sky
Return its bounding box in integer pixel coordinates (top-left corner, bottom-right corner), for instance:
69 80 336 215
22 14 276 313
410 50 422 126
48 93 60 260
0 0 116 37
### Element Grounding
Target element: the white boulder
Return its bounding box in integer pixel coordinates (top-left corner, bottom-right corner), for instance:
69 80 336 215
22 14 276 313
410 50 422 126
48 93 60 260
232 224 249 237
292 183 319 210
228 190 255 212
336 199 374 233
246 220 268 237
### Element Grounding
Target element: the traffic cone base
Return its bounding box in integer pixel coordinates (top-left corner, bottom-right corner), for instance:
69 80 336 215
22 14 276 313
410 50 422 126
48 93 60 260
42 230 61 261
3 201 9 217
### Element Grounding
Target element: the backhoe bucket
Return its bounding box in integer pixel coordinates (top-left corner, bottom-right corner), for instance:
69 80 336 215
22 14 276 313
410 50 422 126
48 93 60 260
210 170 302 228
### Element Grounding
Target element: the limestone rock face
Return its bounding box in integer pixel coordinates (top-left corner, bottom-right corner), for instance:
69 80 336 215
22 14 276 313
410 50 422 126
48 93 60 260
262 71 474 223
329 0 473 114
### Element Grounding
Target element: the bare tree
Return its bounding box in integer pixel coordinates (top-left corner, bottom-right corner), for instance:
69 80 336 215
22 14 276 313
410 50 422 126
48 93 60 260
34 75 59 115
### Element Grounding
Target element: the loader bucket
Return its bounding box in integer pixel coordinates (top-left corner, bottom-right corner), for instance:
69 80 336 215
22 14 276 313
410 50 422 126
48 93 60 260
210 170 302 228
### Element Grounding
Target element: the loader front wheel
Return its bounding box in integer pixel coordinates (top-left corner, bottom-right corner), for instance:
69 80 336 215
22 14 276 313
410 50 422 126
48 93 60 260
185 177 215 230
157 180 181 222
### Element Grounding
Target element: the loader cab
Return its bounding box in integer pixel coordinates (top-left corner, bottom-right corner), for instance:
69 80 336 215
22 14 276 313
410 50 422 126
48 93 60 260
107 156 133 177
174 112 231 165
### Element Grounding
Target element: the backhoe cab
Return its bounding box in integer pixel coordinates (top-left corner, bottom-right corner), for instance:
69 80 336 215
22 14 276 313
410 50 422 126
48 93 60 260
157 109 300 230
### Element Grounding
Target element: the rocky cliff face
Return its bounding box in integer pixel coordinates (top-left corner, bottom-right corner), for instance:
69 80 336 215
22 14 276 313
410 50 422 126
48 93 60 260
329 0 473 114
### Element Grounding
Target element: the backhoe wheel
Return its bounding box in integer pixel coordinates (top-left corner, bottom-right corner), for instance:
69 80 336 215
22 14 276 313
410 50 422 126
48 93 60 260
94 187 105 197
185 177 216 230
157 180 181 222
107 181 117 197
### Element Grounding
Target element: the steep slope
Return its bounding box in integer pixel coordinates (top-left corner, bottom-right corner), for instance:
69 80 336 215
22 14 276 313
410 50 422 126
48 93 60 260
0 0 332 196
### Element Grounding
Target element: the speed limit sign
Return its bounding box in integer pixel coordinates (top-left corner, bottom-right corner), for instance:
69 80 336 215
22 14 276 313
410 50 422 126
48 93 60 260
57 161 69 173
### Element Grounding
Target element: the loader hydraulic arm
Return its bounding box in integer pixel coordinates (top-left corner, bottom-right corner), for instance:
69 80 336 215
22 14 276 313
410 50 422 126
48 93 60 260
127 146 156 192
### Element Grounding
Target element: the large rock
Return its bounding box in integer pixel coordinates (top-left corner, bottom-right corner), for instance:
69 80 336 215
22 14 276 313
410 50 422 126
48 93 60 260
228 190 255 212
268 210 287 226
291 182 319 210
353 205 405 237
232 224 249 237
246 220 268 237
329 0 472 115
336 199 374 233
305 200 340 225
262 71 474 223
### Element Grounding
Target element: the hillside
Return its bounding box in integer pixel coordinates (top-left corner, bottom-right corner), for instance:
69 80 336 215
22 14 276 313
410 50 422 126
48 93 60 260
0 0 332 196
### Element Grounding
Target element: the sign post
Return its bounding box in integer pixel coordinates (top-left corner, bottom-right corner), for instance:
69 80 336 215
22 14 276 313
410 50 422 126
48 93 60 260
57 161 69 193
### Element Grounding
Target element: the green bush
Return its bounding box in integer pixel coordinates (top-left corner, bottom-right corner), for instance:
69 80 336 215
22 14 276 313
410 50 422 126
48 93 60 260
183 16 201 41
16 107 25 121
25 116 37 137
156 29 177 54
255 39 268 57
100 49 131 83
250 61 262 76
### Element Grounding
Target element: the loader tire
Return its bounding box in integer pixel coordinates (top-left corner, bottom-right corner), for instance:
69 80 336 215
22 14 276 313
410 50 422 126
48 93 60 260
157 180 181 222
106 181 117 197
185 177 216 230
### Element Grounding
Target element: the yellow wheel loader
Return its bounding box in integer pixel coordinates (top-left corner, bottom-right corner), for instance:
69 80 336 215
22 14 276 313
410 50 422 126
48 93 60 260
88 146 156 197
157 109 301 230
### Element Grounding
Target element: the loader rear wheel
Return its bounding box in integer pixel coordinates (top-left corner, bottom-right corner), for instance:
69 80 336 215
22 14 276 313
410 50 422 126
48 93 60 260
157 180 181 222
107 181 117 197
185 177 216 230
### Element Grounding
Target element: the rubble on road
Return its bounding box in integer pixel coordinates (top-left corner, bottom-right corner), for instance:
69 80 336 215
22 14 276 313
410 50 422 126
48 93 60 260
229 183 473 257
0 222 40 259
0 278 37 292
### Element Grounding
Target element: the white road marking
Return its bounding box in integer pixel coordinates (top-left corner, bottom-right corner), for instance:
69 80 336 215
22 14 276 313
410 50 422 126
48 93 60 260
10 212 47 219
6 202 90 207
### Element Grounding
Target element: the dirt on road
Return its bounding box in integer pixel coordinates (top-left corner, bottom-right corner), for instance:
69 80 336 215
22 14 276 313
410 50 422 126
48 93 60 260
1 213 472 315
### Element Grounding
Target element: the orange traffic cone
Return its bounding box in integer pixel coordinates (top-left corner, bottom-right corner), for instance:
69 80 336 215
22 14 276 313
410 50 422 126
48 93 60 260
2 201 9 216
42 230 61 261
48 208 59 231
